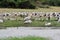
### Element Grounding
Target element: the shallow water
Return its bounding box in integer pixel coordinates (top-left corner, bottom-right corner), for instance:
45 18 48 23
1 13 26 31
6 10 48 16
0 27 60 40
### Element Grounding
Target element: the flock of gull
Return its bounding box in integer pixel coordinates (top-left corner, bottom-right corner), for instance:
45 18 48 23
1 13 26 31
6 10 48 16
0 12 60 25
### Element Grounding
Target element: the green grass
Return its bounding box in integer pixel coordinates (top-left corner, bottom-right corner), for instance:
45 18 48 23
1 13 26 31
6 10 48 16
0 20 24 27
0 19 60 27
0 14 59 27
0 36 49 40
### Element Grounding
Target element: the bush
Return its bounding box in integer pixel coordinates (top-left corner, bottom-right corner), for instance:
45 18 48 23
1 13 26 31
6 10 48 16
0 0 16 8
18 1 36 9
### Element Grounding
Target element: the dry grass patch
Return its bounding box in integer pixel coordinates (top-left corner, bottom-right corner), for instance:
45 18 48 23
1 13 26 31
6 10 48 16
0 6 60 13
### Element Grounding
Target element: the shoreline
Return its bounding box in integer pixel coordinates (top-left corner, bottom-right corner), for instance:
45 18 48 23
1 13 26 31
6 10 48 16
0 27 60 30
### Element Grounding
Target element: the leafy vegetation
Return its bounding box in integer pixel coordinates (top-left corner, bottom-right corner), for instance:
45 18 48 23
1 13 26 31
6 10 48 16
0 0 60 9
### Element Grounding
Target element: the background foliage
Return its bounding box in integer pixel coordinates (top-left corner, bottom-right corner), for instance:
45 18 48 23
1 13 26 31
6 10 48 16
0 0 60 9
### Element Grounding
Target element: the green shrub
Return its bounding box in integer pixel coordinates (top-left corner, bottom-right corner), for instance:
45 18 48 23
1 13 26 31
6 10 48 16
18 1 36 9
